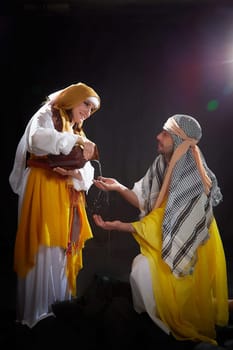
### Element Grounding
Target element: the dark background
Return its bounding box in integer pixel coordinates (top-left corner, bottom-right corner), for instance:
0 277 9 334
1 1 233 300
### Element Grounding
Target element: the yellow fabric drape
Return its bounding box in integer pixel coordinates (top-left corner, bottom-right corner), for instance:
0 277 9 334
14 167 93 296
66 188 93 295
131 204 229 345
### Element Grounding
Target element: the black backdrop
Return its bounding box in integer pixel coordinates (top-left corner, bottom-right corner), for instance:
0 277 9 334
2 2 233 288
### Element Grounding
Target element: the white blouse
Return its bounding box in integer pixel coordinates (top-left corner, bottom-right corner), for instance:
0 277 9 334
9 101 94 196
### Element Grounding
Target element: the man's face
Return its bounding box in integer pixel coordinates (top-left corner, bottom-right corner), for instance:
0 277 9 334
156 130 174 159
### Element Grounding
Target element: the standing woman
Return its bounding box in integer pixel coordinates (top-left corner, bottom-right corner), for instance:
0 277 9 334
9 82 101 328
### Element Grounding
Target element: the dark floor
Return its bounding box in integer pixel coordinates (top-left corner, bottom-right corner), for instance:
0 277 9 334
0 271 232 350
0 238 233 350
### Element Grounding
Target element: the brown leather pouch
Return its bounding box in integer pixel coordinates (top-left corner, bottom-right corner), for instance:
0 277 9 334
48 145 99 170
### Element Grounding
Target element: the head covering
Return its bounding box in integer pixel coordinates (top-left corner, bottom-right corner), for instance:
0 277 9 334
150 114 222 276
49 82 100 132
52 82 100 113
162 114 222 207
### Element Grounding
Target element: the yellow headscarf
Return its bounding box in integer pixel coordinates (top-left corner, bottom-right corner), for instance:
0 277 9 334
52 82 101 132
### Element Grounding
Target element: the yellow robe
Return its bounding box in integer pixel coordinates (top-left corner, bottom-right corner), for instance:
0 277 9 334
14 166 93 296
131 204 229 345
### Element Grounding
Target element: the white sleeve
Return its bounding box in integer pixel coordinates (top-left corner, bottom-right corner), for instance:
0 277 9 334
9 102 79 195
72 161 95 192
132 178 146 217
27 104 79 156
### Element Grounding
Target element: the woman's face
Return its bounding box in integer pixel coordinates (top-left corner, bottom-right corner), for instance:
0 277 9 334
71 99 96 124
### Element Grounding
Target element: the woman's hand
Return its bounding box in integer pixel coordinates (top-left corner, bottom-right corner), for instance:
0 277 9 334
82 139 96 160
78 136 96 160
53 167 82 180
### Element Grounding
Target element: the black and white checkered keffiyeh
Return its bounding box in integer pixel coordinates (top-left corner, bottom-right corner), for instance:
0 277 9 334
140 114 222 276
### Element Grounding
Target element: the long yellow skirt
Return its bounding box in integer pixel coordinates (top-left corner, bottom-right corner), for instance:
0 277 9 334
14 167 93 295
132 205 229 345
